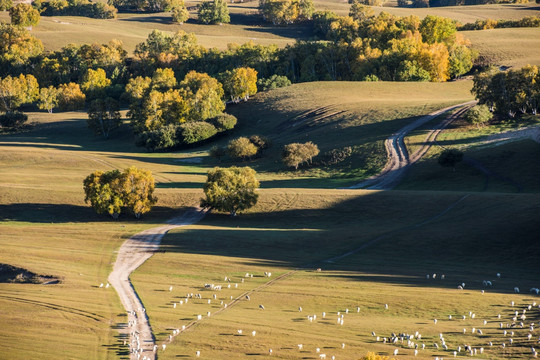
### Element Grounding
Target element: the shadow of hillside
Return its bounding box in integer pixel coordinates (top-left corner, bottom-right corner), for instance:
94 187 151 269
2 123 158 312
157 190 540 293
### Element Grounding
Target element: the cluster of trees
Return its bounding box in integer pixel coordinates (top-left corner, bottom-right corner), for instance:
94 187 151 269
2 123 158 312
472 65 540 118
282 141 319 169
83 166 157 219
108 0 178 12
304 11 476 82
458 16 540 31
259 0 314 25
40 0 118 19
126 67 252 151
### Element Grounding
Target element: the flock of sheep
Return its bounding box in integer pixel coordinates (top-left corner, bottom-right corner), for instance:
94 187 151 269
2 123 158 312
103 270 539 359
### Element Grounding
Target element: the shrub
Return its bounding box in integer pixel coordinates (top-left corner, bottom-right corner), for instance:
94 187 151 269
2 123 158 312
464 104 493 129
257 74 292 91
136 124 179 151
438 148 463 171
210 113 237 131
0 111 28 128
227 137 258 160
209 145 227 161
282 141 319 169
179 121 218 144
249 135 271 153
320 146 353 165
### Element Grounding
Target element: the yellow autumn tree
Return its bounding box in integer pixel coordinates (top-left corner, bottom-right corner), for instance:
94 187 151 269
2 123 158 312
223 67 258 103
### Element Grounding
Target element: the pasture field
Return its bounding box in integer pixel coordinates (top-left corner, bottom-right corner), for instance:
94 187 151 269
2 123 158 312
0 66 538 360
464 27 540 68
225 80 473 188
132 188 540 359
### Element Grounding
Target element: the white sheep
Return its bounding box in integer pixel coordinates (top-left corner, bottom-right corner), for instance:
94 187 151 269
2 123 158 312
514 287 520 293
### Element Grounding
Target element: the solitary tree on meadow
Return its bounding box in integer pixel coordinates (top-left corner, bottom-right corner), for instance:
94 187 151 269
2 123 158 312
200 166 259 216
464 104 493 129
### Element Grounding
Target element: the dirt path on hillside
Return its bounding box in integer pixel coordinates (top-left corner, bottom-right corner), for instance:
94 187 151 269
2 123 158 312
108 207 207 360
348 101 477 190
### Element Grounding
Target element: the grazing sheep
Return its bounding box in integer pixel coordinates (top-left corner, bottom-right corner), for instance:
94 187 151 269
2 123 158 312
393 349 399 356
196 350 200 357
448 315 452 320
99 283 104 288
515 287 520 293
162 344 166 351
316 348 320 353
252 331 256 336
497 273 501 278
237 330 243 335
245 295 250 301
342 343 345 349
169 286 173 292
269 349 273 355
319 354 326 359
259 304 265 310
197 315 202 320
385 304 389 310
298 344 303 350
434 319 438 324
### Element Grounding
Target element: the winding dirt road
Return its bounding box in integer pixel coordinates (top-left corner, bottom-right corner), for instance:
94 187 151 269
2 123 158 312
348 101 476 190
108 207 207 360
108 101 479 359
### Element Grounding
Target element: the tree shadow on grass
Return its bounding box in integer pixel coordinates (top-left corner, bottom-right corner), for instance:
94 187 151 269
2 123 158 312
0 203 180 224
157 190 540 293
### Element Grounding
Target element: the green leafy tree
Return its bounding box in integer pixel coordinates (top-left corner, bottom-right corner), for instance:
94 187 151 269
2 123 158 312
87 98 122 139
57 83 86 111
210 113 237 131
200 166 259 216
198 0 230 24
83 170 124 219
222 67 258 103
81 68 111 100
119 166 158 219
9 3 40 27
438 148 463 172
83 167 157 219
257 74 291 91
178 121 218 144
227 137 258 160
464 104 493 129
419 15 457 45
171 0 189 24
38 86 60 113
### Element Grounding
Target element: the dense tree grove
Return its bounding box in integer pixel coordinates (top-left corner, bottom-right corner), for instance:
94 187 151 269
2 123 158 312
41 0 117 19
83 166 157 218
472 65 540 117
9 3 40 27
200 166 259 216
